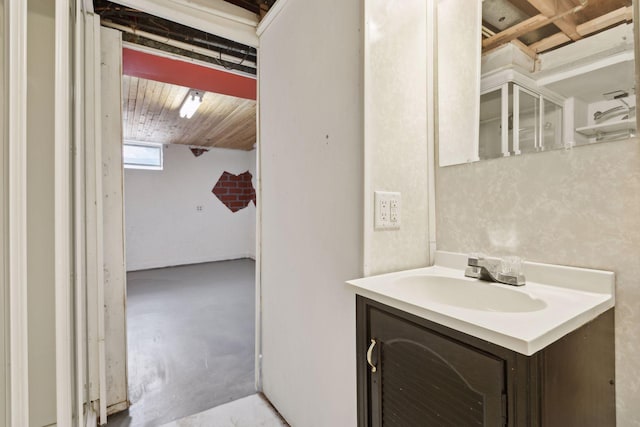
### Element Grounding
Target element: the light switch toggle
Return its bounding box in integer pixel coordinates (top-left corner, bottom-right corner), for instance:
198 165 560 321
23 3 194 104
374 191 401 230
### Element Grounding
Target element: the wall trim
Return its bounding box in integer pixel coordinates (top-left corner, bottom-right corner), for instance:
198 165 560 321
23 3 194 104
426 0 437 264
7 0 30 424
74 5 90 426
82 14 108 422
55 0 74 424
106 400 129 416
256 0 289 37
254 44 263 392
362 0 372 276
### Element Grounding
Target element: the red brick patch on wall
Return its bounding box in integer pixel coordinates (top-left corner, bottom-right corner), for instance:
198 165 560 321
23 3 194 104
212 171 256 213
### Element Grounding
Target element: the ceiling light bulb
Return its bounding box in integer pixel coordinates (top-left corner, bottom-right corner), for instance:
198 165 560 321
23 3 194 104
180 90 204 119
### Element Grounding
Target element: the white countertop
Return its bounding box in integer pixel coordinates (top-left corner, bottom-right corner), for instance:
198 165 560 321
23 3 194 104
347 251 615 355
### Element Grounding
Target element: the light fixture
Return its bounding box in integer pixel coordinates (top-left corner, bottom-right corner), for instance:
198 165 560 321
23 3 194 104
179 89 204 119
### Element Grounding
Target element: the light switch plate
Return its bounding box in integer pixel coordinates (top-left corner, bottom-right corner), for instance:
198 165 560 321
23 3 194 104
374 191 401 230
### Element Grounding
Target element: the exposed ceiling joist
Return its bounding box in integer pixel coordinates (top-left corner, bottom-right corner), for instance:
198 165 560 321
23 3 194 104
526 0 584 40
94 0 259 75
576 5 632 35
529 32 571 53
482 0 629 55
105 0 260 47
528 6 632 53
482 24 539 61
482 13 550 51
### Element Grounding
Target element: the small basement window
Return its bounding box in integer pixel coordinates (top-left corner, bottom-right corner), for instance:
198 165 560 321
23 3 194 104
123 141 163 170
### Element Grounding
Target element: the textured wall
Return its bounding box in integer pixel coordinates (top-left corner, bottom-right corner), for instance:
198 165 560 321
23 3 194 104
364 0 430 275
436 0 481 166
436 138 640 424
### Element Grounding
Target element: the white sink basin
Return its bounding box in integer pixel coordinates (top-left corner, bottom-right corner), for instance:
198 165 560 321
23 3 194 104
392 275 547 312
347 251 615 355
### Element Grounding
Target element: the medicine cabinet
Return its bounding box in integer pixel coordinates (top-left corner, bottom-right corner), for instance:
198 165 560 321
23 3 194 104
480 72 565 159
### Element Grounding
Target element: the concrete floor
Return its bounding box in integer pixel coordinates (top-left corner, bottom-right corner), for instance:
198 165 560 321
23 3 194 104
107 259 256 427
160 394 288 427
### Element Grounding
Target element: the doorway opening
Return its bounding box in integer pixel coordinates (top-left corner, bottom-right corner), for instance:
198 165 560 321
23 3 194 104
91 3 268 425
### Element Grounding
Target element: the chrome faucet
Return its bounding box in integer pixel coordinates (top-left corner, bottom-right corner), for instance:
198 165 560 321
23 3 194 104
464 254 525 286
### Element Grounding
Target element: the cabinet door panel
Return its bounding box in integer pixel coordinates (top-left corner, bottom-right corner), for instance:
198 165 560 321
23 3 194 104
369 308 505 426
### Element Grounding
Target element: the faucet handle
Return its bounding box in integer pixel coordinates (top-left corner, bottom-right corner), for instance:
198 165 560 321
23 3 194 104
467 253 485 267
500 256 523 276
498 256 526 286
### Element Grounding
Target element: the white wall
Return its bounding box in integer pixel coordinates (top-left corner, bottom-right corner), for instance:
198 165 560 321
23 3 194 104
26 0 57 425
258 0 363 426
124 144 256 271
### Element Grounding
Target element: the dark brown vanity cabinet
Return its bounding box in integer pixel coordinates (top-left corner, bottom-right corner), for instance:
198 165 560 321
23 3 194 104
356 296 615 427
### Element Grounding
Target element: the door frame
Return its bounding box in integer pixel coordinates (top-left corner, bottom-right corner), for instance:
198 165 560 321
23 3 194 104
54 0 75 425
79 2 264 423
6 0 30 425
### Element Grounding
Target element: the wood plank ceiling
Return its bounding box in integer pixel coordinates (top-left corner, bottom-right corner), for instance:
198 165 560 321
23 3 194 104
123 75 257 150
482 0 632 58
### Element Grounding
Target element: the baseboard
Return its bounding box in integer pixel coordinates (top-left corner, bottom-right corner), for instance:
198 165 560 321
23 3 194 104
107 400 129 416
127 253 256 272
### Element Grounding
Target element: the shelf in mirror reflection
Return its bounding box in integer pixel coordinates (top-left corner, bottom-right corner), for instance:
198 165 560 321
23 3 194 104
575 118 636 138
440 8 637 167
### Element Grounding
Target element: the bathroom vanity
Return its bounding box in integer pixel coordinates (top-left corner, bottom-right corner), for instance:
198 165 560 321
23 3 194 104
348 252 616 426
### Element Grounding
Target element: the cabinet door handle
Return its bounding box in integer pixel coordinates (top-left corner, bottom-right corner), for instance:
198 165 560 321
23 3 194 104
367 338 377 373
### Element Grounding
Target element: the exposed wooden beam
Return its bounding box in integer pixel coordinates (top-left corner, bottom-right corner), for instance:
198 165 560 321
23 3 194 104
483 24 539 61
506 0 542 17
483 0 590 53
525 0 555 16
527 6 632 54
526 0 583 41
529 32 571 53
482 14 550 51
122 48 257 100
576 6 632 36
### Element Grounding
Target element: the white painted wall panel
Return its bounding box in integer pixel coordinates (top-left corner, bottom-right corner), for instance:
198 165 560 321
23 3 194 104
258 0 363 425
124 145 256 271
101 26 128 412
26 1 57 424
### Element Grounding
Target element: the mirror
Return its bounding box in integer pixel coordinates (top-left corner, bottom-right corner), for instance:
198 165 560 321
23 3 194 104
439 0 636 166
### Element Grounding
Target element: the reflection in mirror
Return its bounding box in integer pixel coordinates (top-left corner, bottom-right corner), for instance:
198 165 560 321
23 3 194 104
479 0 635 161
